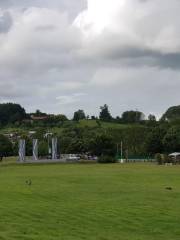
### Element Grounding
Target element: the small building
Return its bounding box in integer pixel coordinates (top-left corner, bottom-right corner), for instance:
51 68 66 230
169 152 180 164
30 115 48 121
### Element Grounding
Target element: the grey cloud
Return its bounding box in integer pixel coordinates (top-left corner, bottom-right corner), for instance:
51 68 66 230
99 47 180 70
0 11 12 33
35 25 57 32
0 0 86 19
0 0 179 118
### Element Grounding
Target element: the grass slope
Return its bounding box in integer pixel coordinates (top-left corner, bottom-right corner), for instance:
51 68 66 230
76 120 140 129
0 162 180 240
0 120 142 135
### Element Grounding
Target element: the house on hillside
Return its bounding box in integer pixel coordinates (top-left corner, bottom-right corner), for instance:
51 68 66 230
30 115 49 121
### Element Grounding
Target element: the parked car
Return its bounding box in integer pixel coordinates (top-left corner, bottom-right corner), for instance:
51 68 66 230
67 154 80 161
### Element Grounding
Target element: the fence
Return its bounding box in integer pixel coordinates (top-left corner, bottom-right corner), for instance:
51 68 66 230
115 154 155 162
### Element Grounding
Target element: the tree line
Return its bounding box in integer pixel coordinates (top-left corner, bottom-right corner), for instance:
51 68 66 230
0 102 156 126
0 102 180 161
1 102 180 126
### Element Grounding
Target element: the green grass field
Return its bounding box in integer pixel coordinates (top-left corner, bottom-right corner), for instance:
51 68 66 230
0 161 180 240
76 120 134 129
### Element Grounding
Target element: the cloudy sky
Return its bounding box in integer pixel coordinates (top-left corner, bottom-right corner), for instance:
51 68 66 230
0 0 180 118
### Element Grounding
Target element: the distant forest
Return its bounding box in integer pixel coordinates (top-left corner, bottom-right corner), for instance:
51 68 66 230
0 102 180 159
1 102 180 126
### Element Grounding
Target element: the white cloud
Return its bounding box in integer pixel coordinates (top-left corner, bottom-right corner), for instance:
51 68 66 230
75 0 180 54
0 0 179 118
56 93 86 105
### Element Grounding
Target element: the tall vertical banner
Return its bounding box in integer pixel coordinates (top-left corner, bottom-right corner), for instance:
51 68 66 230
19 139 26 162
33 139 38 161
59 139 60 159
52 138 58 160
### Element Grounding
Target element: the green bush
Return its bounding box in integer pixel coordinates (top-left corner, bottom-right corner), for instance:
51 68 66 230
98 155 116 163
162 154 171 164
155 153 163 165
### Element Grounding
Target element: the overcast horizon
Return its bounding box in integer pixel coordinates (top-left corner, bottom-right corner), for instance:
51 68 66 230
0 0 180 118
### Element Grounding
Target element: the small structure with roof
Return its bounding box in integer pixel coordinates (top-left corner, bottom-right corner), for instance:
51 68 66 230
169 152 180 164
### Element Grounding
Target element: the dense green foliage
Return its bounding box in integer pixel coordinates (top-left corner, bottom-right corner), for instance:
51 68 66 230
148 114 156 121
0 162 180 240
0 118 180 158
122 110 145 123
73 110 86 121
162 126 180 152
99 104 112 121
145 126 167 155
161 105 180 121
0 103 26 125
0 134 13 157
0 103 180 158
98 155 116 163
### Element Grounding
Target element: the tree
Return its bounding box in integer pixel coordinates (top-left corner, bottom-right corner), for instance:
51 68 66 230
99 104 112 121
0 103 26 125
0 135 13 159
121 110 145 123
33 110 47 117
39 141 48 157
90 133 115 156
155 153 163 165
145 127 167 155
162 126 180 153
91 116 96 120
73 110 86 121
148 114 156 121
161 105 180 122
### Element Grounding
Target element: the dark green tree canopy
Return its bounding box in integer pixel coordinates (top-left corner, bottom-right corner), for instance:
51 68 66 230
73 110 86 121
122 110 145 123
34 110 47 117
145 126 167 155
161 105 180 121
163 126 180 153
0 103 26 125
90 133 115 156
148 114 156 121
99 104 112 121
0 135 13 157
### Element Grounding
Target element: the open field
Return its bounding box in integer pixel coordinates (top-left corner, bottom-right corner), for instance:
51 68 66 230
0 160 180 240
76 120 136 129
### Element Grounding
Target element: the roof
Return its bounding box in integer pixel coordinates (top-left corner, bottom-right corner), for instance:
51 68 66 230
169 152 180 157
31 115 48 120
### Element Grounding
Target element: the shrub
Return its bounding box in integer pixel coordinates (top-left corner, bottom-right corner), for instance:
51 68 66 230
155 153 163 165
162 154 170 164
98 155 116 163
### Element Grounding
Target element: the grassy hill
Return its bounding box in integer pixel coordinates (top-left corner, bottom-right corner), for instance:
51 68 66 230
0 161 180 240
0 120 144 139
76 120 135 129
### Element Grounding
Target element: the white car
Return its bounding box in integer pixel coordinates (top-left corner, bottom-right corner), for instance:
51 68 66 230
67 154 80 161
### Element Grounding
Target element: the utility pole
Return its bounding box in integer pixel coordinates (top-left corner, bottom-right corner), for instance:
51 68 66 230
120 141 123 163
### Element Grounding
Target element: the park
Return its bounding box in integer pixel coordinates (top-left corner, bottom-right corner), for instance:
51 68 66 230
0 159 180 240
0 103 180 239
0 0 180 239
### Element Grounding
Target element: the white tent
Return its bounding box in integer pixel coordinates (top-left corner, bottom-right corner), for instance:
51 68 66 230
169 152 180 158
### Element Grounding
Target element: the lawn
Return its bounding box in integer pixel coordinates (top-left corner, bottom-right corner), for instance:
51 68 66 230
0 161 180 240
76 119 135 129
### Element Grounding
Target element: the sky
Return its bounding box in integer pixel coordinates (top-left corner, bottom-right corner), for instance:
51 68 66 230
0 0 180 118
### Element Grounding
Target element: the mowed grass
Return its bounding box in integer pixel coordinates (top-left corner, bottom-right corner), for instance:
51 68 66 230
76 120 135 129
0 162 180 240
